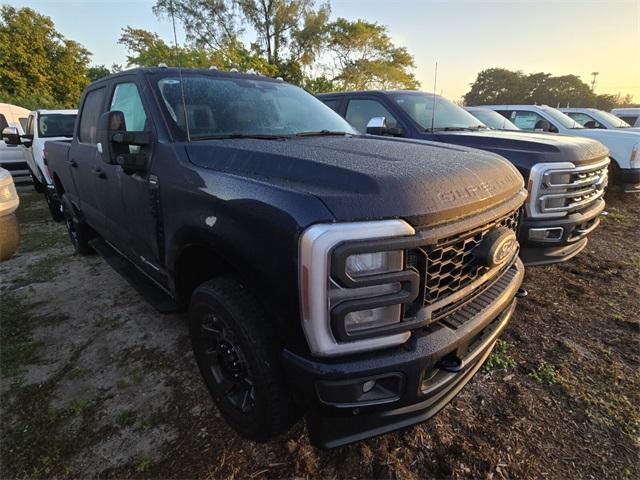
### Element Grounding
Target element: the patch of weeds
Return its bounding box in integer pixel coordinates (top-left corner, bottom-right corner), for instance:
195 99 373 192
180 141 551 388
139 411 165 431
485 339 516 371
13 254 70 285
94 313 123 329
602 210 626 223
17 226 69 253
67 367 90 379
116 379 130 390
0 293 43 377
15 192 49 224
116 409 137 428
135 455 153 473
611 312 625 321
632 256 640 273
67 400 91 416
528 362 564 385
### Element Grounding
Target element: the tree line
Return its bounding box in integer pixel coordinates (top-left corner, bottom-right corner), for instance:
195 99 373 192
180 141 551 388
464 68 636 111
0 3 635 111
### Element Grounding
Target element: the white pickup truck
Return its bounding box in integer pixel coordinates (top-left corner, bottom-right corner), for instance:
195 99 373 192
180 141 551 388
559 107 640 132
483 104 640 193
22 109 77 191
611 108 640 128
0 103 30 183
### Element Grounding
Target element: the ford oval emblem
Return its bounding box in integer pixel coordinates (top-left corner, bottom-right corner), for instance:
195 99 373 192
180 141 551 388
473 227 518 267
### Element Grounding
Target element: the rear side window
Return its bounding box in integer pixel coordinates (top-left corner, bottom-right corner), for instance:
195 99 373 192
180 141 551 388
38 114 77 138
110 82 148 132
0 114 7 131
322 99 340 113
619 116 638 125
79 87 106 144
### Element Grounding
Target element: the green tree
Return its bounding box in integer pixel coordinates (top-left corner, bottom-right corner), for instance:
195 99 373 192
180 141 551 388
326 18 419 91
465 68 634 108
0 6 91 108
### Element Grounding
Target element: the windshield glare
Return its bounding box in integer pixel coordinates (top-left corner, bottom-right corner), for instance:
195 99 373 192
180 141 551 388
156 75 357 139
391 92 486 131
596 110 632 128
541 107 583 129
467 109 519 130
38 114 76 138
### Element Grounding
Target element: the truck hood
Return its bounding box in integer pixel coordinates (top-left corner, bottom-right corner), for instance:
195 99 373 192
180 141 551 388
185 136 524 226
426 129 610 166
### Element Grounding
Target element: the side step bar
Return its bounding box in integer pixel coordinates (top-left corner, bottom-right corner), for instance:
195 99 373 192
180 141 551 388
89 238 181 313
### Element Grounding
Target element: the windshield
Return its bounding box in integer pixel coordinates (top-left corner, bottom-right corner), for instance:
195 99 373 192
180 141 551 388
391 92 486 131
38 114 76 138
596 110 632 128
540 107 583 129
466 109 519 130
156 75 357 139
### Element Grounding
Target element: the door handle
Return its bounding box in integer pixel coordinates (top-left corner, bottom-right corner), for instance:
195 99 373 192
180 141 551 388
68 159 78 168
92 168 106 179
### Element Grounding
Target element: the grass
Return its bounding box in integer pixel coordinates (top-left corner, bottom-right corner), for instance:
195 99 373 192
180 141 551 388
484 339 516 371
601 210 626 223
632 256 640 273
116 410 137 428
17 225 68 253
528 362 564 385
134 455 153 473
0 293 44 377
12 253 70 286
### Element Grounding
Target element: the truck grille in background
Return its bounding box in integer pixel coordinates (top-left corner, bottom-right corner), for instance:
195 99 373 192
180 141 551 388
407 209 520 307
538 159 609 215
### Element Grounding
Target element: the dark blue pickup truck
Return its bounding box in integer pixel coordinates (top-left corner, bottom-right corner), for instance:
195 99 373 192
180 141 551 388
318 91 610 266
46 68 528 448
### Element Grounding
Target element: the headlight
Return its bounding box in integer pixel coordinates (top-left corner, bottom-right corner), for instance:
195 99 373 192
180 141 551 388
299 220 420 357
0 169 19 217
345 304 402 334
345 251 403 278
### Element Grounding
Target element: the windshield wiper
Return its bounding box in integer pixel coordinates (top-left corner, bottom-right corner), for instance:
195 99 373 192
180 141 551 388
193 133 289 141
295 130 352 137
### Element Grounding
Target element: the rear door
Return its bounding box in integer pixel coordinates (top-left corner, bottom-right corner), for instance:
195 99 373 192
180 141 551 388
69 85 109 236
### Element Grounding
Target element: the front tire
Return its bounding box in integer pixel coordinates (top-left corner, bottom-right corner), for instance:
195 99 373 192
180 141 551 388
61 194 94 255
189 276 299 442
45 189 64 222
30 169 45 193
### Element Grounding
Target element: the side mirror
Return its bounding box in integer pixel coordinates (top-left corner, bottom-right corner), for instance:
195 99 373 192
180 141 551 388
21 134 33 148
2 127 21 146
366 117 403 137
97 111 150 173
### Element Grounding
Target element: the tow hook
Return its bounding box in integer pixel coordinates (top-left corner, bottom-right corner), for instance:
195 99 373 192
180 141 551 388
516 288 528 298
436 354 463 373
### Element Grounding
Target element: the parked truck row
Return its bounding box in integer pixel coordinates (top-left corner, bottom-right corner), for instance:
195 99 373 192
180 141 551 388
1 67 635 448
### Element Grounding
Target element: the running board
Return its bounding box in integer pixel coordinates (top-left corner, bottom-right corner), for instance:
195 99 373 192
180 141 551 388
89 238 180 313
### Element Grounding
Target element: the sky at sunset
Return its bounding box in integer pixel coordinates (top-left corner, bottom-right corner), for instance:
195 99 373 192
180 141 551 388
8 0 640 102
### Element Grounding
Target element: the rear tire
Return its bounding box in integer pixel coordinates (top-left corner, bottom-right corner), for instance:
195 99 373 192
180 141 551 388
189 275 299 442
61 194 94 255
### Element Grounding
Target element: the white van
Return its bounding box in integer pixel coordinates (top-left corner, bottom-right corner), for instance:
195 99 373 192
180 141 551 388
0 103 30 183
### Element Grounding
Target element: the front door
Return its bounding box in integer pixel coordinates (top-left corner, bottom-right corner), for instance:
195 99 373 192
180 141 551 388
102 80 163 282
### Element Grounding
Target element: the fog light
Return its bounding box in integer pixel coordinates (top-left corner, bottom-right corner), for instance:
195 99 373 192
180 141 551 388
362 380 376 393
528 227 563 242
344 304 401 333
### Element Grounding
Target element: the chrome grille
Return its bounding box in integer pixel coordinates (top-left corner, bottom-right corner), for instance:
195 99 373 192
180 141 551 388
535 158 609 216
409 210 520 306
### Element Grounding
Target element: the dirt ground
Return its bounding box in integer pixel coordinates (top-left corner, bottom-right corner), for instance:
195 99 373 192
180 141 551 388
1 187 638 479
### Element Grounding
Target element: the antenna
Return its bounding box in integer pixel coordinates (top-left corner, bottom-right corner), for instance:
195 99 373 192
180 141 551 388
430 62 438 132
169 0 191 142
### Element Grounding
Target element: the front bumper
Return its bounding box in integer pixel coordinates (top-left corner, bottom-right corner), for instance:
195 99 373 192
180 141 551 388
283 258 524 448
519 198 605 266
619 167 640 193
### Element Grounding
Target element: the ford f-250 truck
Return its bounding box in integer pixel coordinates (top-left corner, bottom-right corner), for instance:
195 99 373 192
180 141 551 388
46 68 527 448
319 91 610 266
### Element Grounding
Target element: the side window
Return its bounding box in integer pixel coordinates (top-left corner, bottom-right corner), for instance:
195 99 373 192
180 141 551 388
18 118 27 132
345 99 399 133
110 82 148 132
321 99 340 113
510 110 556 132
566 112 601 128
620 116 638 125
79 87 107 144
0 114 7 131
